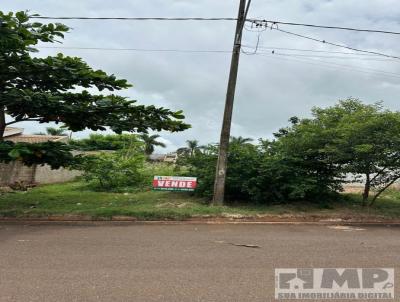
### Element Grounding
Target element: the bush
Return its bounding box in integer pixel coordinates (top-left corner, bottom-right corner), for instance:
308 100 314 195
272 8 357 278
76 148 145 190
70 134 141 151
180 142 260 201
141 162 182 185
179 140 340 203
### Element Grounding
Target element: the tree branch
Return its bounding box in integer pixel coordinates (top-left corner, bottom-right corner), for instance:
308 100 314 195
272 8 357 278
370 175 400 206
370 167 387 183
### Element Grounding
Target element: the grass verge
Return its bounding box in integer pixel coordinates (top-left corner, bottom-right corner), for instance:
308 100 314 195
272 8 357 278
0 182 400 220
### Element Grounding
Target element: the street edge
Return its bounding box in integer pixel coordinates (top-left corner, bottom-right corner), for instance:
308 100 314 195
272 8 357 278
1 217 400 226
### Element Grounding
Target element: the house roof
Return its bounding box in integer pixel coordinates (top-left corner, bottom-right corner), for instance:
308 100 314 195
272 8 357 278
3 127 24 138
3 127 69 143
149 154 166 161
5 134 69 144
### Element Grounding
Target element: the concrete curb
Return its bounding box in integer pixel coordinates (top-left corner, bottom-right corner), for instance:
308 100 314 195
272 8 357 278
1 217 400 226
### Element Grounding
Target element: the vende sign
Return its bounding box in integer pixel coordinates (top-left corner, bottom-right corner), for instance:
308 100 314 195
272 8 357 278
153 176 197 192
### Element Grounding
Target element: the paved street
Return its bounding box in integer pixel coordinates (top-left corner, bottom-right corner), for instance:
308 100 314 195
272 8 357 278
0 223 399 301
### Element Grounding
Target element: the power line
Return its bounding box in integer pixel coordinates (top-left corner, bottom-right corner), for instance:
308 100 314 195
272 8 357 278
32 16 237 21
242 45 384 56
268 53 400 77
32 16 400 35
40 45 400 79
256 53 400 79
279 54 394 62
270 27 400 60
38 45 399 62
248 19 400 35
252 51 395 62
37 46 231 53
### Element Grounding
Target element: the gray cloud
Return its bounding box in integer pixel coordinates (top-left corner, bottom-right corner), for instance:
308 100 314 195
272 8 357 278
2 0 400 152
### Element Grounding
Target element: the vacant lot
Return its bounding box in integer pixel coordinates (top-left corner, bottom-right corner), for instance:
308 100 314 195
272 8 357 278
1 182 400 220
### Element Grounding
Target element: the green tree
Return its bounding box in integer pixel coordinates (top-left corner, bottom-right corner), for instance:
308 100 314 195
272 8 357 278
76 146 145 190
46 127 67 136
181 139 339 203
0 11 189 167
279 99 400 205
230 136 253 145
70 134 140 151
139 134 166 156
186 140 199 156
177 140 201 157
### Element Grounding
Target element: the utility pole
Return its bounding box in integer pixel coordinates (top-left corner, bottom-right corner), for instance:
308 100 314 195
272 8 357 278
212 0 251 205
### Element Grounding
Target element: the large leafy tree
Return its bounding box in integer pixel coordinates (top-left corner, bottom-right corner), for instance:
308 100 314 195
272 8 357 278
278 99 400 205
0 11 189 167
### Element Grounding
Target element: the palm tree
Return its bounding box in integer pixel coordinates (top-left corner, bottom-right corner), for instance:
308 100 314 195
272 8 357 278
186 140 199 156
46 127 67 136
140 134 166 156
230 136 253 145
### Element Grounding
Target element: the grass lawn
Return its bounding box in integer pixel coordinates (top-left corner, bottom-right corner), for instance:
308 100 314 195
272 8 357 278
0 181 400 220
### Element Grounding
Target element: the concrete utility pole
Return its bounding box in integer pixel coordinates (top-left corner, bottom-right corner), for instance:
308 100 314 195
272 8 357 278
212 0 251 205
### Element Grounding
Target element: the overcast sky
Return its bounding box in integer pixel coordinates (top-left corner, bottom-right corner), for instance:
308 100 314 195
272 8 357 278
3 0 400 152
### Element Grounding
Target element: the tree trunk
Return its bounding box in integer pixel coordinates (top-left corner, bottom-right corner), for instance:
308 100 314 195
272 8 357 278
0 106 6 141
362 173 370 206
369 177 399 206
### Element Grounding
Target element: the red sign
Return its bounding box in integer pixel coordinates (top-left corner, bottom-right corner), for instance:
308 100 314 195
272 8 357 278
153 176 197 192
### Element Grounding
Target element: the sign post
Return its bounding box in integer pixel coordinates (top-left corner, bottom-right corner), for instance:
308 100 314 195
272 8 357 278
152 176 197 192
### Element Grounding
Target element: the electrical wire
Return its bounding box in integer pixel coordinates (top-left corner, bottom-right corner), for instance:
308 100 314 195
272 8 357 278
255 53 400 79
269 53 400 76
256 52 395 62
32 16 237 21
37 46 232 53
248 19 400 35
38 45 399 62
242 45 385 57
271 27 400 60
36 46 400 79
32 15 400 35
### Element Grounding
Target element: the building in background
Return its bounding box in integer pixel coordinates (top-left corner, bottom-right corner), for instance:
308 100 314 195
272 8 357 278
149 152 178 164
0 127 80 187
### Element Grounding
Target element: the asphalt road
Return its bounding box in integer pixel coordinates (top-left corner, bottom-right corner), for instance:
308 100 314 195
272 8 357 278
0 223 399 302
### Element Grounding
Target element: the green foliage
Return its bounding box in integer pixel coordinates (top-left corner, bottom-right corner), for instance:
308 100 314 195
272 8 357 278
70 134 141 151
280 98 400 204
139 133 166 155
179 144 218 198
76 148 146 190
245 141 341 202
141 162 181 183
0 10 189 167
177 139 202 157
46 127 67 136
230 136 253 144
0 141 73 168
180 139 340 203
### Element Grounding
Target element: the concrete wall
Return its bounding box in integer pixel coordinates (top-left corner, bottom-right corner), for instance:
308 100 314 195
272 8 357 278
0 161 35 185
0 161 81 186
34 165 82 184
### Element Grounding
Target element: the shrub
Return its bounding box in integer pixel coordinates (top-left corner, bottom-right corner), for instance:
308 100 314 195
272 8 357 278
77 148 145 190
180 142 260 201
141 162 181 186
179 140 340 203
70 134 141 151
